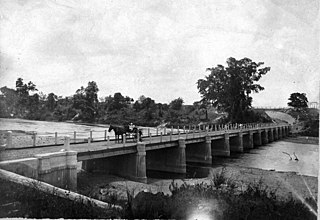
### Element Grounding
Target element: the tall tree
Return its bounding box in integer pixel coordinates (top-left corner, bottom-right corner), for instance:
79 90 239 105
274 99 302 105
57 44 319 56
288 93 308 110
169 98 184 111
73 81 99 122
15 78 38 116
197 57 270 123
47 93 57 111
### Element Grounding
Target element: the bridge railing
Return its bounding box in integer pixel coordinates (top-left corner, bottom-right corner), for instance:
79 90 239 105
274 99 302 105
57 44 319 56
1 123 288 149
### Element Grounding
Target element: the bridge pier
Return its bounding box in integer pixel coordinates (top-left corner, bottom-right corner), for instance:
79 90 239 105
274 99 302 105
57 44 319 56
253 129 262 146
230 132 243 153
262 129 268 145
81 143 147 183
243 131 254 149
212 133 230 157
278 127 283 139
146 138 186 174
186 136 212 165
268 129 274 142
274 128 279 140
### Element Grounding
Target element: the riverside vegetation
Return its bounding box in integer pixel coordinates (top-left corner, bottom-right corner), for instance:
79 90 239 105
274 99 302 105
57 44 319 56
0 168 317 219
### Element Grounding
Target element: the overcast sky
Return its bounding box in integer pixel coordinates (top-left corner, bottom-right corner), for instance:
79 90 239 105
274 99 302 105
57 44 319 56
0 0 319 107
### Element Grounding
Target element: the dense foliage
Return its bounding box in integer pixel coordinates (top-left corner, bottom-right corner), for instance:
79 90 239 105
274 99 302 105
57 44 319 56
0 78 212 126
1 175 316 219
288 92 308 110
197 57 270 123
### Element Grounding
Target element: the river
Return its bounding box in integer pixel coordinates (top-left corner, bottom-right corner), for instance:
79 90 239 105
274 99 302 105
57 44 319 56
0 118 318 177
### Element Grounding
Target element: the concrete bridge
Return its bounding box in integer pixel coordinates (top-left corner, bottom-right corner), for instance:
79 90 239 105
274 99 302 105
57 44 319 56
0 123 290 191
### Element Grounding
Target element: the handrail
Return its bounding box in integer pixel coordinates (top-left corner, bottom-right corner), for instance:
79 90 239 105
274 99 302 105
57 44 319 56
2 123 290 149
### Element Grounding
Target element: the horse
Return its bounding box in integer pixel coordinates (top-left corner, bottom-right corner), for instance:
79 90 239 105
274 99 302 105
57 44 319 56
108 125 127 143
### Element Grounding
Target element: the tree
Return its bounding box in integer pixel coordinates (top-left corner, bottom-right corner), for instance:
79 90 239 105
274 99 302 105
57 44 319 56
169 98 184 111
47 93 57 111
73 81 99 122
15 78 38 116
197 57 270 123
288 93 308 110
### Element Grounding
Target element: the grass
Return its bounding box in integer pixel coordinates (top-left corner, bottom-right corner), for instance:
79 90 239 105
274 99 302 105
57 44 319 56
0 168 317 219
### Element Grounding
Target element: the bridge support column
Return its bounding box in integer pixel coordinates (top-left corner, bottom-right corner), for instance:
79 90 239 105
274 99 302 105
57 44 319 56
269 129 274 142
212 133 230 157
253 130 262 146
147 138 186 174
81 143 147 183
278 127 283 139
186 136 212 165
262 129 268 145
230 132 243 153
243 132 253 149
274 128 279 140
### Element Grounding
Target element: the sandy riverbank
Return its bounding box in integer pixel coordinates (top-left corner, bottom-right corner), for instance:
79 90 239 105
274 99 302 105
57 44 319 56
77 165 318 203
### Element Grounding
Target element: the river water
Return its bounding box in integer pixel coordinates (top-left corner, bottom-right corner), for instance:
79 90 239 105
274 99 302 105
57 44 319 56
0 118 318 177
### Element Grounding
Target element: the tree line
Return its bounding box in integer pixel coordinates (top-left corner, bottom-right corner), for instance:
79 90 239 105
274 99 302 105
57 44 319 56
2 57 294 126
0 78 206 126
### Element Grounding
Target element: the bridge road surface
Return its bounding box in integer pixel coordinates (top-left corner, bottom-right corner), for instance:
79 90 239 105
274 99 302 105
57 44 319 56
0 129 251 161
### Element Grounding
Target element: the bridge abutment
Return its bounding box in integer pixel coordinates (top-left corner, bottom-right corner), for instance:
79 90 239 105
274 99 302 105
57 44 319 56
0 150 78 191
186 136 212 165
212 133 230 157
146 138 186 174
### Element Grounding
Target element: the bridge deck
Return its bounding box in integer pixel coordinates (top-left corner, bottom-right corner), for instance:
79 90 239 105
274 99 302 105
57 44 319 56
0 127 274 161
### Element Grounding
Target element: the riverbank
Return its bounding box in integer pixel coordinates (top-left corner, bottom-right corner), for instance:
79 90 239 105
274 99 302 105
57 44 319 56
284 136 319 145
77 165 318 203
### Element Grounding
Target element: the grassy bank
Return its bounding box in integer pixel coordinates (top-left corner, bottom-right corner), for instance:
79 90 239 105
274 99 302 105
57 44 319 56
1 166 317 219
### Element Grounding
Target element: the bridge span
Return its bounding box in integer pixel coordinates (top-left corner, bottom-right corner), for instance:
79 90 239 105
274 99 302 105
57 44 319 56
0 123 290 190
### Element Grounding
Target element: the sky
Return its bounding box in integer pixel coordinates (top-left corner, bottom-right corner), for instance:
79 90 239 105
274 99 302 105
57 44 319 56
0 0 319 107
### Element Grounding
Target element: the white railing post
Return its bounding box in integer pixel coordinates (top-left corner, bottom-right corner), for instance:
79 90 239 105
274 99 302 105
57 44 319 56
107 136 110 144
7 131 12 148
32 132 37 146
55 132 58 145
164 127 166 135
64 136 70 151
123 135 126 146
104 130 107 141
136 129 139 143
74 131 76 143
0 133 4 146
